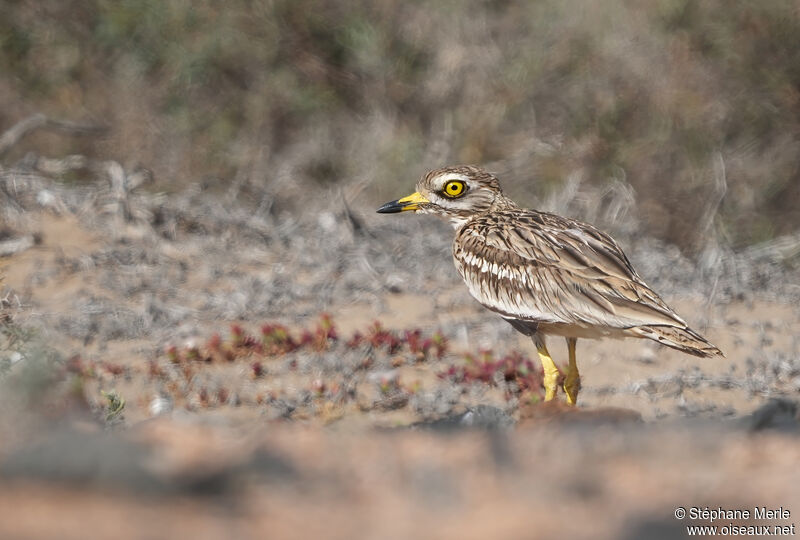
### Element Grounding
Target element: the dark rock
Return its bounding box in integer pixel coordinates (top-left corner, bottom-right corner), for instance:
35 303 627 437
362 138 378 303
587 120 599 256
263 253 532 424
0 427 165 493
743 398 799 433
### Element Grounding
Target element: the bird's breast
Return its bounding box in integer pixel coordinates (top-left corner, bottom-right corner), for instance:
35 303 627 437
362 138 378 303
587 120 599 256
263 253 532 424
452 241 564 324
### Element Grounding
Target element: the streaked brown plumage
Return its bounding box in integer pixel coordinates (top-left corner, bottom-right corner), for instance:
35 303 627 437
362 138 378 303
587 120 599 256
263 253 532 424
377 165 723 404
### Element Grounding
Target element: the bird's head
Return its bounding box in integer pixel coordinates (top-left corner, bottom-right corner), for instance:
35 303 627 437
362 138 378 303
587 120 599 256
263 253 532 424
376 165 506 227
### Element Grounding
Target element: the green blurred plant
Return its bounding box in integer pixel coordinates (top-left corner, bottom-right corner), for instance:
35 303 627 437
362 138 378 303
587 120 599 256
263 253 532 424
100 389 126 423
1 278 65 404
2 0 800 248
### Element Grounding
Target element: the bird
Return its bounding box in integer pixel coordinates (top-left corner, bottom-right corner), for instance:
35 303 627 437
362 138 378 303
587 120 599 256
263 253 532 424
377 165 723 405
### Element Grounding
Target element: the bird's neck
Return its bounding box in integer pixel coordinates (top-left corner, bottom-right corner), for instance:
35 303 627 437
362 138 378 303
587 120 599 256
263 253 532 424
448 214 472 229
447 194 520 230
491 194 520 212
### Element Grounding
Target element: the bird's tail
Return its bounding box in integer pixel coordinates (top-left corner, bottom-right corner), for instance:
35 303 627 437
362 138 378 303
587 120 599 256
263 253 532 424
630 325 724 358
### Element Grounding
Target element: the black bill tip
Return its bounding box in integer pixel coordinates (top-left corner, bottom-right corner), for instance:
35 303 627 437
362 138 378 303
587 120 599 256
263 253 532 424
376 199 405 213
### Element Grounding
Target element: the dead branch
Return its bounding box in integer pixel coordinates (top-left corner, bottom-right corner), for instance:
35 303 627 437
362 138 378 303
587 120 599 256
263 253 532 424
339 188 370 237
0 235 35 258
698 152 728 243
31 154 90 176
93 160 156 224
0 114 108 159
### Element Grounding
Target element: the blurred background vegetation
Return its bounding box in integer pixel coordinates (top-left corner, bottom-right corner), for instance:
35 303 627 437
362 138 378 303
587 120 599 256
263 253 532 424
2 0 799 250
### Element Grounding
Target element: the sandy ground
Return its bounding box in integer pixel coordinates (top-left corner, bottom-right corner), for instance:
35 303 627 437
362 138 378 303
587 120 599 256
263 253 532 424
1 170 799 539
1 414 799 540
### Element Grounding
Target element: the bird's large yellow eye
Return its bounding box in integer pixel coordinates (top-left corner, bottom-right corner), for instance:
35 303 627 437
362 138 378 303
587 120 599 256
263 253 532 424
443 181 466 198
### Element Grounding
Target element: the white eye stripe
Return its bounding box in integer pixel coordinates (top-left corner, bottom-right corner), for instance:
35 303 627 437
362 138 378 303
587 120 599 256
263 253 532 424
435 173 470 188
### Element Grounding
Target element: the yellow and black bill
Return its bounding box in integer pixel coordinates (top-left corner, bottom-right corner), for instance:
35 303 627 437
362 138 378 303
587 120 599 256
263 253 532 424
376 192 430 213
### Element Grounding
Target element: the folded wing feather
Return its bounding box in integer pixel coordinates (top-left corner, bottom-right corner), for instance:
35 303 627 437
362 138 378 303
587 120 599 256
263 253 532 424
453 210 688 330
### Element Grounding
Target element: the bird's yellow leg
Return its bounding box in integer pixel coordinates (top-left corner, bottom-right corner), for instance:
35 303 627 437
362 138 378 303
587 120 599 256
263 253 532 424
563 337 580 405
534 335 560 401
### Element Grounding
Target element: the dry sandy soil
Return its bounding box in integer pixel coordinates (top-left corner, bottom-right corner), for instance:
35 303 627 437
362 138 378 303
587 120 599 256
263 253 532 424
1 166 799 539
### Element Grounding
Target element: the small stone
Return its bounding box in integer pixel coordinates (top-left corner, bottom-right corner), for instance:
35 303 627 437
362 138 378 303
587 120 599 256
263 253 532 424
149 395 173 417
638 347 657 364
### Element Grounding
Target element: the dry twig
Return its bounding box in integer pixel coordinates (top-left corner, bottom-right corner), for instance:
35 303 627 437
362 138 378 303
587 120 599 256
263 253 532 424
0 114 107 159
0 235 35 258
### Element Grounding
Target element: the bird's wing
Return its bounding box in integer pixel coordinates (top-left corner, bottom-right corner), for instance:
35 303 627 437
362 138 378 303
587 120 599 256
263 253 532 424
452 210 687 329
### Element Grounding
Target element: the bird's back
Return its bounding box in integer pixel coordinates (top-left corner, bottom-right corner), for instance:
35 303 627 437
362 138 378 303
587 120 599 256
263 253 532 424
452 207 722 356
